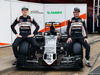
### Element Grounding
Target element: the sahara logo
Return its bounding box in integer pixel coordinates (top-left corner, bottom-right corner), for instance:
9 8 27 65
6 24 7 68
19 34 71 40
47 11 62 14
29 10 43 15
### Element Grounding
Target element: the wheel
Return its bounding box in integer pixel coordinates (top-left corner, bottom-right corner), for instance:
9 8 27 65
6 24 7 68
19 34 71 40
19 41 29 55
73 42 83 68
73 42 83 56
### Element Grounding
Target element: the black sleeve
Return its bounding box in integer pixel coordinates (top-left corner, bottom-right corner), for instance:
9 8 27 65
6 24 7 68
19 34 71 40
67 20 71 38
31 18 40 34
11 18 19 34
83 20 88 38
97 16 100 20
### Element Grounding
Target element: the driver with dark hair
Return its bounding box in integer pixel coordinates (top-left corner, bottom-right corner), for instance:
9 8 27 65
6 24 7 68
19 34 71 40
11 7 40 65
66 7 91 67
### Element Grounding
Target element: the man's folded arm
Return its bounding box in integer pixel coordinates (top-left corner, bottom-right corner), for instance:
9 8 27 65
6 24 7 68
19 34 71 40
11 18 19 34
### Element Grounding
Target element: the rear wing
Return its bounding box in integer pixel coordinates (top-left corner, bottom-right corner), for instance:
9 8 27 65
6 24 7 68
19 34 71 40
45 22 61 27
45 22 61 32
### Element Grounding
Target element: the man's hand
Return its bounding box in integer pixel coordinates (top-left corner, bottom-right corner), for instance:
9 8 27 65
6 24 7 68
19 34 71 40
16 34 22 38
27 34 34 38
84 38 89 43
67 38 72 43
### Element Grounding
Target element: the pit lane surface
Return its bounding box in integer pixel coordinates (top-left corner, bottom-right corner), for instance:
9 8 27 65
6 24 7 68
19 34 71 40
0 34 100 75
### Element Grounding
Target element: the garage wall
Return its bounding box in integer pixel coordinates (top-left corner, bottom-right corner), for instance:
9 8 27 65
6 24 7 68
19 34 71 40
29 3 44 33
44 4 87 33
0 0 44 47
0 0 87 47
0 0 11 47
66 4 87 21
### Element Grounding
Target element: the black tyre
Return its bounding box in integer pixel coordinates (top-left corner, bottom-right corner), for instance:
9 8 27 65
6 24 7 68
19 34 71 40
73 42 83 68
19 41 29 55
73 42 83 55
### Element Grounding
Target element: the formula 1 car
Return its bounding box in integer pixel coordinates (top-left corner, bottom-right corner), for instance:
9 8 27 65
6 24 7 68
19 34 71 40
16 22 83 69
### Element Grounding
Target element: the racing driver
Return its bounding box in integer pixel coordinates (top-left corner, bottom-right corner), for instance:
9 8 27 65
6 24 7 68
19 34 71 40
11 7 40 65
66 7 91 67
